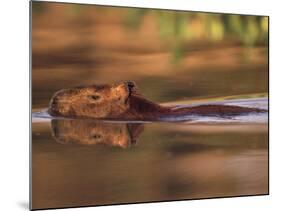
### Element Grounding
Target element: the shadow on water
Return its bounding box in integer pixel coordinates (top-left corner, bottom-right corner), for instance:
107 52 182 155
51 119 144 148
32 119 268 209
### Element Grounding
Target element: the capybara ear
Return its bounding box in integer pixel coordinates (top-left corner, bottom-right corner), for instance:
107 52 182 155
125 80 136 88
124 81 143 96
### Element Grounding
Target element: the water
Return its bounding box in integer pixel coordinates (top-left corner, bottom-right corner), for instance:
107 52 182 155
31 3 268 209
32 121 268 209
31 97 268 209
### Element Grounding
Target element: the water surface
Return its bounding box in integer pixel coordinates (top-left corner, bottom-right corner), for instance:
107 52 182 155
32 97 268 209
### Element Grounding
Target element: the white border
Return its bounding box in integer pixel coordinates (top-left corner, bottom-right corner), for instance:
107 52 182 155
1 0 280 211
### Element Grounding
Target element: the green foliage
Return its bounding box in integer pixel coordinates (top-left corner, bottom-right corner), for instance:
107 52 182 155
125 10 269 63
125 9 148 29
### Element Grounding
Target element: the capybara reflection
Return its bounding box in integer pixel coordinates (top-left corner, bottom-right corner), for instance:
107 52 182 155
48 81 266 120
51 119 144 148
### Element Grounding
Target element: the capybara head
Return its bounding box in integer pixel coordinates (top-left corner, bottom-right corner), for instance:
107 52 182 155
51 119 144 148
48 81 137 118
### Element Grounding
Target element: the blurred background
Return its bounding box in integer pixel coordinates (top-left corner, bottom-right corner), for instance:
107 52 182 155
31 3 268 209
32 2 268 108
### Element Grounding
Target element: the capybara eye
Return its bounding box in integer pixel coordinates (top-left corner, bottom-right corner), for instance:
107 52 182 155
89 95 100 100
91 134 102 139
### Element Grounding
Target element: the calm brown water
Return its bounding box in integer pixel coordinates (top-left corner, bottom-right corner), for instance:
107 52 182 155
32 120 268 209
31 2 269 210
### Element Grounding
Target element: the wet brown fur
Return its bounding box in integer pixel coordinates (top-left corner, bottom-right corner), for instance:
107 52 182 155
48 81 266 120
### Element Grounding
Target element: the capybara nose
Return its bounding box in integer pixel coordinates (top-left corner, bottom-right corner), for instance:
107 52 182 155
125 81 136 92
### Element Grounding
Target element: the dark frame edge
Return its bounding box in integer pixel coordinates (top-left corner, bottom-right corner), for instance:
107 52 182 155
267 15 270 196
29 0 33 210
